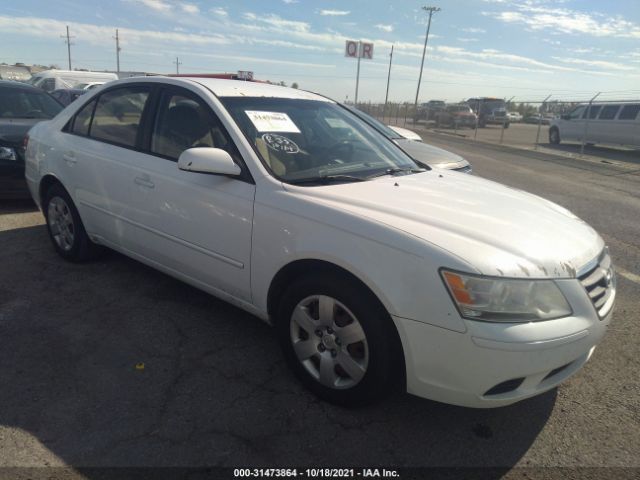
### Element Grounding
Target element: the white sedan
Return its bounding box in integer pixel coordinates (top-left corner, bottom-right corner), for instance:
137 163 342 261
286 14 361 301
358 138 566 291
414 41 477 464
25 77 615 407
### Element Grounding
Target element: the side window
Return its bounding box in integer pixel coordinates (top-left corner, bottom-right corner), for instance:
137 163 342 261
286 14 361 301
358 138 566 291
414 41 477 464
619 104 640 120
569 106 585 120
150 89 238 162
585 105 601 119
598 105 621 120
90 87 150 148
71 99 96 136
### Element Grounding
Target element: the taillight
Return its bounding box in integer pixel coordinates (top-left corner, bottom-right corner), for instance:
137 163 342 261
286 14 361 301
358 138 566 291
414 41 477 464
23 134 29 149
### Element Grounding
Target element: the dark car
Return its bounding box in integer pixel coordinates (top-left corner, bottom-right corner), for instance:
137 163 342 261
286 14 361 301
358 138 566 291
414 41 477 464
343 105 472 173
415 100 445 122
435 104 478 128
466 97 509 128
50 88 86 106
0 81 63 198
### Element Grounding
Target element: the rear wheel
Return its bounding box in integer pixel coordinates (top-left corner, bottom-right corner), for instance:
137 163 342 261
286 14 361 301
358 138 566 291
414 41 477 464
276 272 401 406
43 183 106 262
549 127 561 145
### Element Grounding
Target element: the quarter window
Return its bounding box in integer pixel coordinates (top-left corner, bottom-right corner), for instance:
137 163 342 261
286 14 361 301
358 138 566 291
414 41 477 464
598 105 621 120
90 87 150 148
618 104 640 120
151 90 238 162
70 99 96 136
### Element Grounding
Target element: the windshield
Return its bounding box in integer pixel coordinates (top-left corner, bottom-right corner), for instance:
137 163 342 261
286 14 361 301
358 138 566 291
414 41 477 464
343 106 403 139
220 97 419 184
0 88 63 119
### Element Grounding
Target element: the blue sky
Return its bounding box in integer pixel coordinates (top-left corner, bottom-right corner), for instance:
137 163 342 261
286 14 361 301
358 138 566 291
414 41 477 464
1 0 639 102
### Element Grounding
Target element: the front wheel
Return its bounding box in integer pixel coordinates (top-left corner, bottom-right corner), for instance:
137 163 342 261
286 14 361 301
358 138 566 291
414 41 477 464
276 273 401 406
549 127 561 145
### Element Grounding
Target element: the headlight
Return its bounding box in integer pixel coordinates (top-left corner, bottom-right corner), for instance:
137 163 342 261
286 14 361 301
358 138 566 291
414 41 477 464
0 146 17 161
441 269 572 322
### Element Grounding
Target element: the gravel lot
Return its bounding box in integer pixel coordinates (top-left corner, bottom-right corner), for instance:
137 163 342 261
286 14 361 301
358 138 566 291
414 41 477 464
0 136 638 479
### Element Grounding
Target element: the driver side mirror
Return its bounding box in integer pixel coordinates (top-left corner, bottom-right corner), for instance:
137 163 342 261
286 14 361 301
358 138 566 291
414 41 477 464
178 148 241 176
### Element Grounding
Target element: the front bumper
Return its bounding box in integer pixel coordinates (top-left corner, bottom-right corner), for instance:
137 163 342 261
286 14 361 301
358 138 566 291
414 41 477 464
393 278 613 408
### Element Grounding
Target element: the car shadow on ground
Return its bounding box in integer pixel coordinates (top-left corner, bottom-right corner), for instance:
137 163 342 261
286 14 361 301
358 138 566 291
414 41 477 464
0 224 556 475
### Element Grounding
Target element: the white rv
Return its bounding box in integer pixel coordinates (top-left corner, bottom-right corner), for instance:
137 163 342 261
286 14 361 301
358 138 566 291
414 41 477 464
27 70 118 92
549 102 640 148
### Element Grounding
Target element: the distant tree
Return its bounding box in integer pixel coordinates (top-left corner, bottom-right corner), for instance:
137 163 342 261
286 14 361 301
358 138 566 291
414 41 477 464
291 82 299 89
278 81 287 87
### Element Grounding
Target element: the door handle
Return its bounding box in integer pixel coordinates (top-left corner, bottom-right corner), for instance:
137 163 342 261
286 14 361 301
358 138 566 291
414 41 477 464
134 176 155 189
63 151 77 164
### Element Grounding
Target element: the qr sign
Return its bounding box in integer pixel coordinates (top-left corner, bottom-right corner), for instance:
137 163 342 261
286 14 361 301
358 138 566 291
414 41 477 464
345 41 374 59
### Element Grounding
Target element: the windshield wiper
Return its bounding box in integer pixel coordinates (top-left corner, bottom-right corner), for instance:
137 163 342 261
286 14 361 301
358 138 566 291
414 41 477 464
288 174 367 185
366 167 426 179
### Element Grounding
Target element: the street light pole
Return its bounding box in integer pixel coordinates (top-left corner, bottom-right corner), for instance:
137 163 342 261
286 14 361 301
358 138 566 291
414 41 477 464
413 6 440 117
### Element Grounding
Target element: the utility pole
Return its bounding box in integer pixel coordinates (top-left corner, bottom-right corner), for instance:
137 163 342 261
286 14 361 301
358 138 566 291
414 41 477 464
383 45 394 123
61 25 75 70
113 29 121 73
413 6 440 117
174 56 182 75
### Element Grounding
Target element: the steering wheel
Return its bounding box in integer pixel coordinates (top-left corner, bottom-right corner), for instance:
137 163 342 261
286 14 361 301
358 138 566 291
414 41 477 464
326 141 354 163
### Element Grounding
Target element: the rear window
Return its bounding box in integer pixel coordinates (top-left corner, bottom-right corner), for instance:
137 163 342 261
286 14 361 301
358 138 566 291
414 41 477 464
618 104 640 121
598 105 621 120
0 87 63 119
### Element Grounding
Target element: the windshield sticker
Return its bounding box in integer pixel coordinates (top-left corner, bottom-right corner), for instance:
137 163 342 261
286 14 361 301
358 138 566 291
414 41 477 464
324 117 350 129
262 134 300 154
245 111 301 133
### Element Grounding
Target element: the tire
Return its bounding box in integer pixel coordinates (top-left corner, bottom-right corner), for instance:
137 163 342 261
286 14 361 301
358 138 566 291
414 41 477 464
43 183 106 262
504 122 510 129
276 272 401 406
549 127 560 145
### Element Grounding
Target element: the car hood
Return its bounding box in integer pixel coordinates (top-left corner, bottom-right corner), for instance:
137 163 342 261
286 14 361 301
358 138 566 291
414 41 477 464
0 118 41 145
287 171 603 278
395 138 469 170
388 125 422 142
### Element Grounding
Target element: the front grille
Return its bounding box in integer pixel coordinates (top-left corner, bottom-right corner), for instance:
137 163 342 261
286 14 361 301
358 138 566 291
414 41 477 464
577 249 616 318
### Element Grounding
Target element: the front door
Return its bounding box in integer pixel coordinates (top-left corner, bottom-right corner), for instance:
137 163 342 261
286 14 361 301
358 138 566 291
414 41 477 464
124 86 255 302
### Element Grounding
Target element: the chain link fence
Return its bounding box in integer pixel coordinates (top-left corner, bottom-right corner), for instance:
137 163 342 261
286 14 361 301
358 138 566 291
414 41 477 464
352 93 640 159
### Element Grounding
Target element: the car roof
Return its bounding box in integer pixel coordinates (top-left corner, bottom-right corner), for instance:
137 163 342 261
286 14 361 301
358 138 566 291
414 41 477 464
122 76 332 102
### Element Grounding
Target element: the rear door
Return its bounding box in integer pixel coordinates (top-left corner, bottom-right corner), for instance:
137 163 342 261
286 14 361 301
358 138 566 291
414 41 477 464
122 84 255 301
612 104 640 146
59 85 153 249
591 104 621 145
